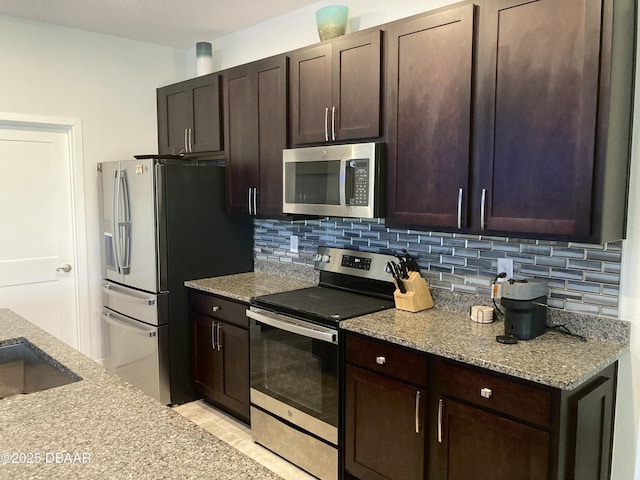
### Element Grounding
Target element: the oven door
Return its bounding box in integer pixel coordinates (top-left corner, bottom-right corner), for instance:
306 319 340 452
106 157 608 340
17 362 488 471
247 307 338 445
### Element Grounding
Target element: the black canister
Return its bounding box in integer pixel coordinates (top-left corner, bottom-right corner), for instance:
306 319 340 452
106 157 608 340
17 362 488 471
500 280 548 340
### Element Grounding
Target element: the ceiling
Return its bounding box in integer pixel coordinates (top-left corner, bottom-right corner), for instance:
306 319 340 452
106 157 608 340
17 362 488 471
0 0 321 48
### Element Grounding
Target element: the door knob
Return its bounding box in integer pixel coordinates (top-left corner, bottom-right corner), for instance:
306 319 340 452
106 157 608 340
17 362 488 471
56 264 72 273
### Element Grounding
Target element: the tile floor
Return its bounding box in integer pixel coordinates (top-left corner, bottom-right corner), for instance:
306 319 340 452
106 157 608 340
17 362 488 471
173 400 316 480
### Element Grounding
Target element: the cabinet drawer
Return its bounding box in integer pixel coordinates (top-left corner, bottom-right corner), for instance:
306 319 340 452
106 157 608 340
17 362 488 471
432 359 552 427
346 334 428 387
188 291 248 328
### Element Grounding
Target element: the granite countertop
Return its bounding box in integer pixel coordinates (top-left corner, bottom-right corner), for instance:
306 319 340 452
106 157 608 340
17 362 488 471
185 271 315 303
187 271 628 391
340 308 629 390
0 308 280 480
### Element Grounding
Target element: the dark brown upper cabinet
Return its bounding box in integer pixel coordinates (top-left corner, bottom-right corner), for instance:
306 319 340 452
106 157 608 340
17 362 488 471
385 4 475 230
386 0 635 244
224 55 288 217
290 29 382 145
473 0 635 243
157 74 223 156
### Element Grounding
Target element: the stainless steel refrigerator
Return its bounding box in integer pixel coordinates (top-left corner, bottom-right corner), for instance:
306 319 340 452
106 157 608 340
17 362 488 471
98 157 253 405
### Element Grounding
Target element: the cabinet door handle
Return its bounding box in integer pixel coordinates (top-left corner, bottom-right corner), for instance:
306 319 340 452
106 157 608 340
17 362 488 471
184 129 189 153
248 188 252 215
480 387 492 399
415 391 421 434
188 128 193 152
212 306 220 313
216 323 222 351
331 106 336 141
375 356 386 365
480 188 487 231
324 107 329 142
457 188 463 229
211 321 217 350
253 187 257 215
437 398 443 443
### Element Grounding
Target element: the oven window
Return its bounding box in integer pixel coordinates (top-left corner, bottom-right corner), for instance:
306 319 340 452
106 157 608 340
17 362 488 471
284 160 341 205
251 322 338 427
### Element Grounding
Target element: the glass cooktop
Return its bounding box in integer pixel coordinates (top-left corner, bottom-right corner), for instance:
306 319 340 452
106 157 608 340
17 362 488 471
252 286 394 324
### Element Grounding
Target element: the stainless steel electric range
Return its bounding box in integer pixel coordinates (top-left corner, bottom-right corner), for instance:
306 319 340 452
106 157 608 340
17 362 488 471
247 246 398 480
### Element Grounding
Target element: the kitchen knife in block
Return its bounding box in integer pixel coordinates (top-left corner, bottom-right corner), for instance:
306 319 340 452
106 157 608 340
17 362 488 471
393 271 434 312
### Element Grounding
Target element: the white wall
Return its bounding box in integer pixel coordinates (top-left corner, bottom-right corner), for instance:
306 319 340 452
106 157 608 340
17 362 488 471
208 0 454 70
210 1 640 478
0 15 190 358
2 1 638 477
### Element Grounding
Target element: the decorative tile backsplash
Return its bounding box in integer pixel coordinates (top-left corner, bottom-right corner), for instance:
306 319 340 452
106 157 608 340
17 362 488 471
253 218 623 319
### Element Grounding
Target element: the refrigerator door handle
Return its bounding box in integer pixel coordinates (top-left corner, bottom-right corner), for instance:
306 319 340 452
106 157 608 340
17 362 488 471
118 170 132 274
112 169 122 273
103 284 157 305
102 311 157 338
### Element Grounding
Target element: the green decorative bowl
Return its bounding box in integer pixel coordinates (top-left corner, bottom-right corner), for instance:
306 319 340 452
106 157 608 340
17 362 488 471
316 5 349 41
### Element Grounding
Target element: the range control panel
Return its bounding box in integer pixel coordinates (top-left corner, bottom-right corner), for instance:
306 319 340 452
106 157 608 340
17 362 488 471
314 246 397 283
341 255 372 270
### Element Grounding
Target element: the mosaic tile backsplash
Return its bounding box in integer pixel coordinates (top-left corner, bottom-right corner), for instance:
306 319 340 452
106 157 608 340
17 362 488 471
253 218 623 319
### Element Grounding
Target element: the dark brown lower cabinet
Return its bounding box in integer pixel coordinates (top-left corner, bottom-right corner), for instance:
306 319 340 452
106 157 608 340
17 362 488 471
344 332 618 480
344 334 428 480
189 291 250 423
429 358 618 480
345 365 426 480
435 398 550 480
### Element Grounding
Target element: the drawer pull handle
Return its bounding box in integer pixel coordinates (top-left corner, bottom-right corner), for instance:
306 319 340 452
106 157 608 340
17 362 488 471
212 306 220 312
375 356 386 365
480 387 492 399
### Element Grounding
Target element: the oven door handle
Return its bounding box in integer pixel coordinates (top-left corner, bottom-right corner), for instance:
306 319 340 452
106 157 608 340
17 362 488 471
247 309 338 344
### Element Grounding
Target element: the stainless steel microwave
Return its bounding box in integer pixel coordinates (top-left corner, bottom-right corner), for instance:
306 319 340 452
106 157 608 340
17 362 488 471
283 142 384 218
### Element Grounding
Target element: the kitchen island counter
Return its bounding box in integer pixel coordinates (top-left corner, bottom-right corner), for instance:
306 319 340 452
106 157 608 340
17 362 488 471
0 308 280 480
341 307 629 390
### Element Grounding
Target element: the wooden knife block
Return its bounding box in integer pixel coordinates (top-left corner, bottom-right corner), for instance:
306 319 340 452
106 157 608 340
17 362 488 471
394 271 434 312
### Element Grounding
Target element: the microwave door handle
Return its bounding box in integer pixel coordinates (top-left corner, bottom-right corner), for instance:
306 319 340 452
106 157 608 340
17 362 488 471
341 160 355 206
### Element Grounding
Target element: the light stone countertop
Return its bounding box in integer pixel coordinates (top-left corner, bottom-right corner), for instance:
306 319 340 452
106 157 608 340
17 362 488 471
186 271 628 391
0 308 280 480
340 307 628 390
185 271 315 303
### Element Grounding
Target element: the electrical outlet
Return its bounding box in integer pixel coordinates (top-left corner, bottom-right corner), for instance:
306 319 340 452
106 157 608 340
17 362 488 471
497 258 513 281
290 234 299 253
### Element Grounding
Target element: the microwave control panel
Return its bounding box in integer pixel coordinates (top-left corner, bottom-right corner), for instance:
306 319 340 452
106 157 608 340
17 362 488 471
350 159 369 206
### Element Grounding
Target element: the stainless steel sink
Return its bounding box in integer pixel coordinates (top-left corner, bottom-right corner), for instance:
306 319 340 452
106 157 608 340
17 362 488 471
0 339 81 399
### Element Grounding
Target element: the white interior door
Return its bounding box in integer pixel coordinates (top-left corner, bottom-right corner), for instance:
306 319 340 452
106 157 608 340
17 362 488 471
0 124 80 349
